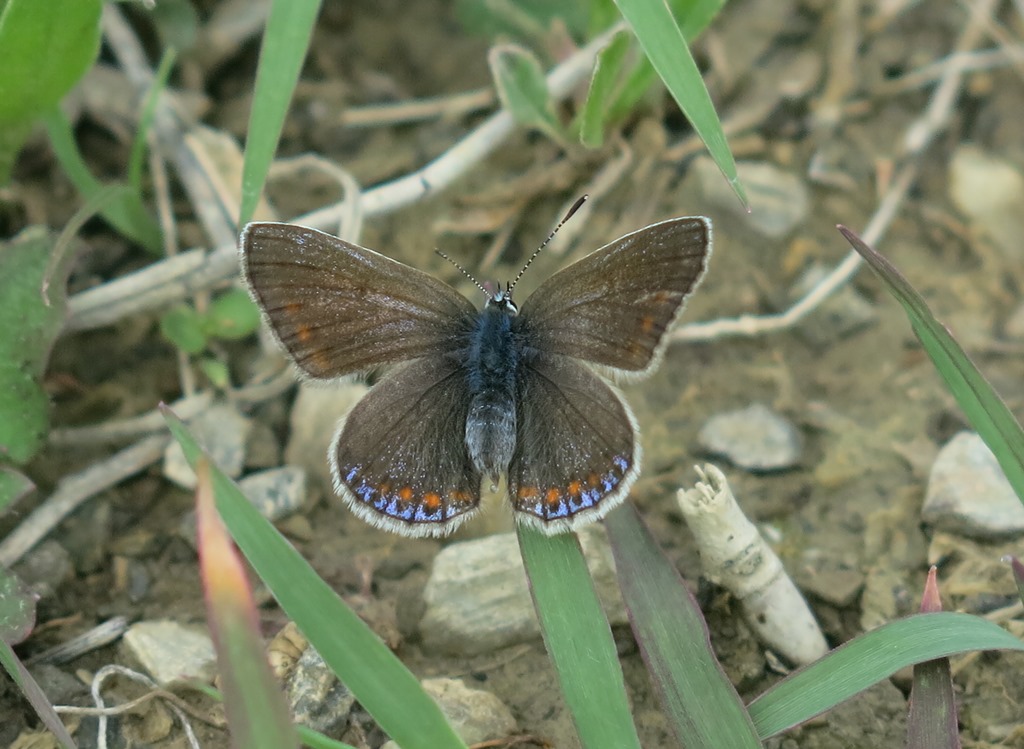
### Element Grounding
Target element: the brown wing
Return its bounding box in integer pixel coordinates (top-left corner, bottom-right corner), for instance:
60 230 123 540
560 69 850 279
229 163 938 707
241 222 476 379
517 217 710 377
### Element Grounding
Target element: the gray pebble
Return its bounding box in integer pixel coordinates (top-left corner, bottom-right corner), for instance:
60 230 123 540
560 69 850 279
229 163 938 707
238 465 307 521
922 431 1024 538
380 678 516 749
121 620 216 686
163 403 252 489
419 524 627 655
949 144 1024 263
698 403 802 471
695 156 809 238
285 645 355 734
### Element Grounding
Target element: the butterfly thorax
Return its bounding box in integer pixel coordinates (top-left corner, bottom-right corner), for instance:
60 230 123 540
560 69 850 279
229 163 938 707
464 298 520 484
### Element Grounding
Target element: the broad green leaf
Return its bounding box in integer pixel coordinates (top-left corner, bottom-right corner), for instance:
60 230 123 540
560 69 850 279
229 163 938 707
161 305 208 355
0 468 34 514
203 288 262 341
0 228 68 464
518 525 641 749
749 612 1024 737
605 504 761 748
0 0 101 181
488 43 565 143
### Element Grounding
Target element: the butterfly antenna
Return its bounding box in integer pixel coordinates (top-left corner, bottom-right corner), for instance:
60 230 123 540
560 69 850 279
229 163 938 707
508 194 588 294
436 250 491 299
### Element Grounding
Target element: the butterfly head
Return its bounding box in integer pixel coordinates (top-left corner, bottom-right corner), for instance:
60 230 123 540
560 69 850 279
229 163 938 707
486 282 519 316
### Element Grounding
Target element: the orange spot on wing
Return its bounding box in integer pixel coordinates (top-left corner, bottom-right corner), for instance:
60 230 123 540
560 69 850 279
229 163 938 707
398 486 414 501
517 485 539 500
641 315 655 334
296 325 313 343
568 480 582 496
586 473 600 487
545 488 562 506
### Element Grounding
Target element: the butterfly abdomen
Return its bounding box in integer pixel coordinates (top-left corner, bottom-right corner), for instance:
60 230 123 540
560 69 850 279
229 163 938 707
464 303 519 483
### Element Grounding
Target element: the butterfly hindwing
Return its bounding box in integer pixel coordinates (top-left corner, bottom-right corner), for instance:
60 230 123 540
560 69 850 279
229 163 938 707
241 222 476 379
330 355 482 537
517 217 711 376
508 352 639 534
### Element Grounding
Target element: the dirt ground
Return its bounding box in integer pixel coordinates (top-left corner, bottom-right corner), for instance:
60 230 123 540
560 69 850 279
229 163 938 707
4 0 1024 747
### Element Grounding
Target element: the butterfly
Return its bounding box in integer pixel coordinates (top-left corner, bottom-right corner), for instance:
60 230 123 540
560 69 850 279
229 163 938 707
240 202 711 537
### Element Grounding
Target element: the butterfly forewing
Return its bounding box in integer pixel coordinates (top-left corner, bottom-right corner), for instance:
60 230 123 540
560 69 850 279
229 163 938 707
241 222 477 379
517 217 711 376
508 353 639 534
330 356 482 537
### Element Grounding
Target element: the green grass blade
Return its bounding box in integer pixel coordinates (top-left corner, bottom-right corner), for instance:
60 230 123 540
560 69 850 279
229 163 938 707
612 0 743 205
517 525 642 749
238 0 322 226
578 29 631 147
161 406 467 749
906 569 958 749
748 612 1024 737
838 226 1024 504
195 461 299 749
128 46 177 194
42 108 162 253
605 503 762 747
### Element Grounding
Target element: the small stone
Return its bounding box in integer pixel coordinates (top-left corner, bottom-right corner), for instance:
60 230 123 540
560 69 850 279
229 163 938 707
949 144 1024 262
285 382 367 493
698 404 802 471
122 620 216 686
12 540 73 600
791 262 878 346
380 678 517 749
163 403 252 489
695 156 809 238
285 645 355 734
419 524 626 655
922 431 1024 538
238 466 307 521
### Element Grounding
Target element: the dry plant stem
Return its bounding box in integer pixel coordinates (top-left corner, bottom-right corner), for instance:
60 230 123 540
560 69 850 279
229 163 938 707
0 435 169 567
26 616 130 666
672 0 994 344
102 5 237 247
66 22 626 333
339 86 496 127
677 464 828 665
87 664 201 749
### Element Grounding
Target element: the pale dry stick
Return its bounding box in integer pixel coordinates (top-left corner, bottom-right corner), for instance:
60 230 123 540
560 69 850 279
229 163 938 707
26 616 129 666
0 434 169 567
88 665 201 749
339 87 496 128
102 5 238 248
678 464 828 665
268 153 365 241
66 22 627 333
875 47 1024 96
150 139 197 397
672 0 995 344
